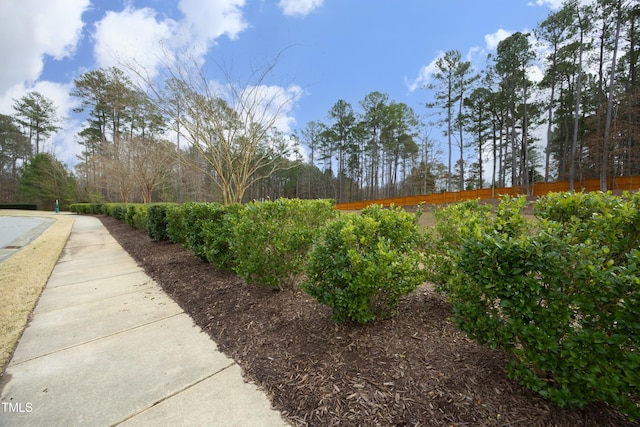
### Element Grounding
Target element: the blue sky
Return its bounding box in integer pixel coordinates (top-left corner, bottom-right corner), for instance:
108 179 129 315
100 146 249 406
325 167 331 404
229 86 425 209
0 0 563 168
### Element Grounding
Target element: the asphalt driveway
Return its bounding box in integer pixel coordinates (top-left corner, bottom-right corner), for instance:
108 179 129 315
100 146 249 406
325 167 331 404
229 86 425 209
0 216 54 263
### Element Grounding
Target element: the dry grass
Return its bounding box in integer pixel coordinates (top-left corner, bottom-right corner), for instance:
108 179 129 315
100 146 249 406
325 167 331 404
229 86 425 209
0 211 75 373
416 211 437 228
339 208 438 229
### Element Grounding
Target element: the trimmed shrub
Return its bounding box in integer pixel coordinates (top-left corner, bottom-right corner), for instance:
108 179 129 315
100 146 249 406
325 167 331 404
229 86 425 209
101 203 115 216
111 204 128 221
166 204 186 244
125 204 136 228
146 203 176 241
125 204 149 231
163 202 244 267
534 191 640 262
427 196 528 290
164 202 244 266
99 203 129 220
69 203 92 214
0 204 37 210
180 202 223 260
431 193 640 420
201 203 244 271
89 203 104 214
231 198 336 290
304 204 428 323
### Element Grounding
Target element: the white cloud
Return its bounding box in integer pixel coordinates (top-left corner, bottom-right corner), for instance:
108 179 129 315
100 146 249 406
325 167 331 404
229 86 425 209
0 84 25 115
178 0 248 42
0 81 71 121
93 6 176 80
409 44 497 94
405 53 443 92
0 0 90 95
485 28 513 51
528 64 545 84
278 0 324 17
235 84 304 134
527 0 564 10
32 81 76 118
92 0 249 82
465 46 490 72
50 119 85 168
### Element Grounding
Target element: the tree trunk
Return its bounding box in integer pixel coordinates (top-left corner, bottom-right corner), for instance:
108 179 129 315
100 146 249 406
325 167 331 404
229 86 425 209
570 12 585 192
601 0 622 191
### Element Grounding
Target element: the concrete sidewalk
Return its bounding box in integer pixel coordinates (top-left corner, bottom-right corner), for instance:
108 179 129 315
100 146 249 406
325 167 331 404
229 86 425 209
0 216 288 426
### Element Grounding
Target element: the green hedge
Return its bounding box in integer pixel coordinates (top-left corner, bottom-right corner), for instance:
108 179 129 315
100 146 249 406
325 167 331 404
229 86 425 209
89 203 104 214
230 198 336 290
165 204 186 244
111 204 127 221
0 204 37 210
69 203 92 214
125 204 148 231
185 202 221 260
68 194 640 420
304 204 428 323
69 202 111 215
164 202 244 268
429 193 640 420
101 203 115 216
146 203 177 241
201 203 244 271
71 202 169 240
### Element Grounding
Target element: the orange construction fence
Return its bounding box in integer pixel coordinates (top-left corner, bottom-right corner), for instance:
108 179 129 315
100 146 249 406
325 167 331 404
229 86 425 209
334 176 640 210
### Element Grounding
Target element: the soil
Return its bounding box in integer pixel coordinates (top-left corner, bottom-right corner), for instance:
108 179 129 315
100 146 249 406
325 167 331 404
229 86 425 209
97 214 637 427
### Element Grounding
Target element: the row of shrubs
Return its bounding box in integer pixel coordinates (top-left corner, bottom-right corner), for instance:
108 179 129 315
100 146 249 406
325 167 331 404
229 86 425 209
427 192 639 420
70 202 164 236
69 192 639 419
70 199 428 323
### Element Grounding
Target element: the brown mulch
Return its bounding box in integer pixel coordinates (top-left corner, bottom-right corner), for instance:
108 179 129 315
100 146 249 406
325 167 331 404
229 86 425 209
97 214 637 427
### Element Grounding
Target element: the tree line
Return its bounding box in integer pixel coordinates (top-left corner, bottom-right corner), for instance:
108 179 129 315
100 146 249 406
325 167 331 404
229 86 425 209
1 0 638 207
299 0 640 202
0 91 71 208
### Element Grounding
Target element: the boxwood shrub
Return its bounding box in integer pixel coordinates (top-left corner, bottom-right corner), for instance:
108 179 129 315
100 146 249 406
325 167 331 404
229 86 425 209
165 204 186 244
125 204 149 231
111 204 128 221
69 203 92 214
304 204 428 323
178 202 223 260
430 193 640 420
146 203 177 241
230 198 336 290
201 203 244 271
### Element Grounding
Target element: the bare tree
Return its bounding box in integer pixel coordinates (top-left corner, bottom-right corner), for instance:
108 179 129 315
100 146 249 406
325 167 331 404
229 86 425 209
129 137 176 203
131 52 300 205
104 143 136 203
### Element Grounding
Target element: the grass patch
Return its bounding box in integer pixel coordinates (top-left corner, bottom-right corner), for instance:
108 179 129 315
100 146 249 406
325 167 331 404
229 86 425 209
0 211 74 373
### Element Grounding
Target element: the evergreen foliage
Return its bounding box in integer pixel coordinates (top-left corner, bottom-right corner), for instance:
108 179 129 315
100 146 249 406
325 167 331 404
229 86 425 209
428 193 640 420
304 204 428 323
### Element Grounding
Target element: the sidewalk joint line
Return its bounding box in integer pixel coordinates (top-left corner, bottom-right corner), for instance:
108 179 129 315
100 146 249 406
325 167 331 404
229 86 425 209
47 266 145 287
110 362 237 426
31 281 157 314
9 312 186 366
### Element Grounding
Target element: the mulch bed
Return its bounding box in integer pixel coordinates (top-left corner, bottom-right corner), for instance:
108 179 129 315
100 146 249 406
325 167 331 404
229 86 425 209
97 214 637 426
